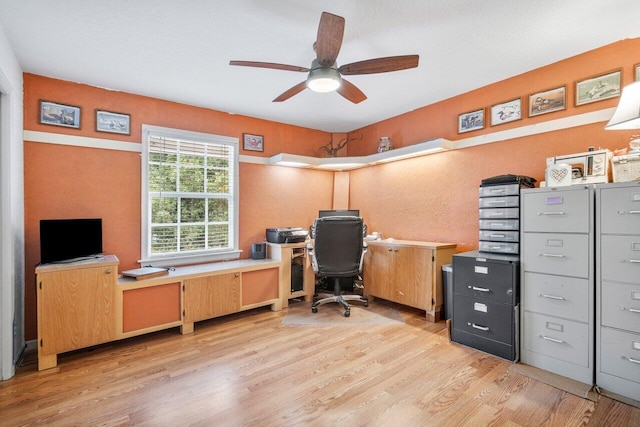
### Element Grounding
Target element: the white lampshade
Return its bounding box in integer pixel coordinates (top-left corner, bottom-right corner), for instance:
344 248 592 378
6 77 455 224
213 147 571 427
605 81 640 130
306 59 341 93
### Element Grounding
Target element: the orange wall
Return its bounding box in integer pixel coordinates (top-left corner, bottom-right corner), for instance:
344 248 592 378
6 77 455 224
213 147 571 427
23 74 335 340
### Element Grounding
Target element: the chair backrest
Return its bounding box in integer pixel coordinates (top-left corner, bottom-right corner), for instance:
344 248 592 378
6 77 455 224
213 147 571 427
312 216 364 277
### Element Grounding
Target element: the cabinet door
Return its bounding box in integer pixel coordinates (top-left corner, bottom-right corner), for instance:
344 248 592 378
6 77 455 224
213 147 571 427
39 266 115 354
364 244 394 300
395 246 432 310
184 273 240 322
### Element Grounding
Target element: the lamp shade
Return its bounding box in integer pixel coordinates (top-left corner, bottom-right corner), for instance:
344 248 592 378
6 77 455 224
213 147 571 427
306 59 341 93
605 81 640 130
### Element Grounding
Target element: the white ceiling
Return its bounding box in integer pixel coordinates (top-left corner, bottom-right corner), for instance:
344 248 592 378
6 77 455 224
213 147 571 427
1 0 639 133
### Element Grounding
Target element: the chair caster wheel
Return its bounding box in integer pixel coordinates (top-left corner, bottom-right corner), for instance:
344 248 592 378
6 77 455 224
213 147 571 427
312 307 318 313
344 310 350 317
363 302 369 307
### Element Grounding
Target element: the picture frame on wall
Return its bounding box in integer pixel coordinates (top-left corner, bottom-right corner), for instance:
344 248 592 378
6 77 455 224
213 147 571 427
39 100 81 129
575 69 621 106
458 108 485 133
635 63 640 81
243 133 264 152
490 97 522 126
528 86 566 117
96 110 131 135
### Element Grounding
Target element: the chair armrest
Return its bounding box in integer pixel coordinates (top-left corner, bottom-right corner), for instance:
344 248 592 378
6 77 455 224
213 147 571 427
359 241 368 273
307 242 319 273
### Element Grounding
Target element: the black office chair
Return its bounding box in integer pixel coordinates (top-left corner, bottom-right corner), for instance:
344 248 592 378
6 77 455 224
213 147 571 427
307 216 368 317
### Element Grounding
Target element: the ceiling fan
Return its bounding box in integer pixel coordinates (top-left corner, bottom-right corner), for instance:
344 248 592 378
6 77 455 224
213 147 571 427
229 12 419 104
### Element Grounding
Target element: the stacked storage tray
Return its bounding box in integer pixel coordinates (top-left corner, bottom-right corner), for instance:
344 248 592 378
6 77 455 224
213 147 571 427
478 183 522 254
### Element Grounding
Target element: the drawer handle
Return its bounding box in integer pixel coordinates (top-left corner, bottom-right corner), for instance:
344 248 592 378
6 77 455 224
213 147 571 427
540 335 565 344
627 357 640 365
619 210 640 215
539 293 565 301
488 188 506 194
537 211 565 216
471 323 489 331
539 253 565 258
627 259 640 264
627 307 640 313
471 286 490 292
486 200 507 205
490 234 506 238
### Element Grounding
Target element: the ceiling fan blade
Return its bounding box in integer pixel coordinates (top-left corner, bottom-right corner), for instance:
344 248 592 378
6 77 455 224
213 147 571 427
229 60 309 73
315 12 345 66
339 55 419 75
336 78 367 104
273 81 308 102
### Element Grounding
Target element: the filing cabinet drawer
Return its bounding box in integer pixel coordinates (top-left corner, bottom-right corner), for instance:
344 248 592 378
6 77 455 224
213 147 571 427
522 233 590 277
599 185 640 235
479 183 521 198
600 327 640 384
479 208 519 220
523 311 590 367
453 256 516 304
453 294 513 344
522 188 590 233
479 241 519 254
601 281 640 333
479 195 520 208
479 230 519 242
479 219 519 231
523 272 589 323
600 235 640 283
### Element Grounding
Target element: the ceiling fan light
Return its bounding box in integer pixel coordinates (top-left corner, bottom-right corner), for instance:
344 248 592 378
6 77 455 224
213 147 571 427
307 66 341 93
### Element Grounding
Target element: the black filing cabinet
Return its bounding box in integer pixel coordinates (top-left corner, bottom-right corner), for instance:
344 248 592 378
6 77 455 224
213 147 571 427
451 250 520 361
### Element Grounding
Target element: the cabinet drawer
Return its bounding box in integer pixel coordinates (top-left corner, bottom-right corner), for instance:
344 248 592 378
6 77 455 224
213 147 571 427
479 241 519 254
479 196 519 208
479 219 519 231
522 188 590 233
601 281 640 333
600 235 640 283
453 256 516 304
453 294 514 344
599 185 640 235
523 272 589 323
600 327 640 384
479 230 519 242
479 183 521 198
523 311 589 367
479 207 520 220
522 233 590 277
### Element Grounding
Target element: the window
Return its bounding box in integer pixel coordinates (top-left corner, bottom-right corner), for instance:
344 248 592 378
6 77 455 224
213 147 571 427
141 125 239 266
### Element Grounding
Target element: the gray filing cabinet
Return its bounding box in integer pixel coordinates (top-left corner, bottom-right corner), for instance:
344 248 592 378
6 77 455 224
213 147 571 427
452 250 519 361
596 181 640 402
520 185 594 385
478 183 521 254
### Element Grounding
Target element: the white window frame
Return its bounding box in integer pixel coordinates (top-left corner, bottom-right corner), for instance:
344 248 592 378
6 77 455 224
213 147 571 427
140 125 240 267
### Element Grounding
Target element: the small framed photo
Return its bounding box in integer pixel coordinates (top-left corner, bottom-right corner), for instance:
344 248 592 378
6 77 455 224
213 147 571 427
635 63 640 82
491 97 522 126
528 86 566 117
458 108 485 133
575 69 621 106
243 133 264 152
96 110 131 134
39 100 81 128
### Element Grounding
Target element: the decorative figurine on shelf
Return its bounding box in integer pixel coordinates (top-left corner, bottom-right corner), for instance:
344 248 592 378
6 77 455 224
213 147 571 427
377 136 393 153
319 133 363 157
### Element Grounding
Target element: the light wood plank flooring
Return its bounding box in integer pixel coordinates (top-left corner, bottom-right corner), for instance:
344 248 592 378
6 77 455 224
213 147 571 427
1 300 638 426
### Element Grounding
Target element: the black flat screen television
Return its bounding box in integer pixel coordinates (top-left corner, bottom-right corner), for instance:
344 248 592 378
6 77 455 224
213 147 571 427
318 209 360 218
40 218 103 264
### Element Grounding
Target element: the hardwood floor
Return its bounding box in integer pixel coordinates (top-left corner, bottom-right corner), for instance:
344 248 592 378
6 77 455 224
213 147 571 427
1 300 638 426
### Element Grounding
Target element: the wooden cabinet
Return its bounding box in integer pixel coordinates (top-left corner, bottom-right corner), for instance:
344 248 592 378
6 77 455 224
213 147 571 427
267 242 314 307
364 240 456 321
36 255 119 370
184 272 241 323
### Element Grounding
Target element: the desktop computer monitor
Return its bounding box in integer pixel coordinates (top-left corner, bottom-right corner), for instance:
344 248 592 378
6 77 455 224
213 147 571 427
318 209 360 218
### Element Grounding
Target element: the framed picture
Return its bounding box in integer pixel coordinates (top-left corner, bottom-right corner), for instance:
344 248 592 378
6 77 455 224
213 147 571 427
96 110 131 134
635 63 640 82
528 86 566 117
458 108 485 133
575 69 621 106
39 100 81 128
490 97 522 126
243 133 264 152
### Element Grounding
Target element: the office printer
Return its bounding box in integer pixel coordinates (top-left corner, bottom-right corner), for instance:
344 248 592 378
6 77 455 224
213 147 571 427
266 227 308 243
